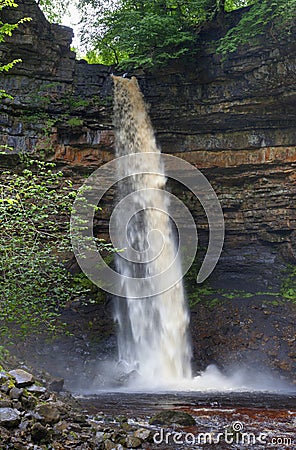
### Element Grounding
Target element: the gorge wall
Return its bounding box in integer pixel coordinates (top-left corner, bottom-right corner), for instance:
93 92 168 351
1 0 295 383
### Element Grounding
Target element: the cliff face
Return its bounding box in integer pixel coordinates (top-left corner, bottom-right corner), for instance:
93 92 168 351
0 0 114 166
1 0 295 380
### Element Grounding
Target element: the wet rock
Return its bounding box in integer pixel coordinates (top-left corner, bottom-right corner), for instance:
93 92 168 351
0 372 9 384
19 419 30 431
115 370 139 386
48 377 64 393
9 369 34 387
149 410 196 426
31 422 51 443
27 384 47 395
111 431 125 443
0 407 21 428
121 421 132 431
116 415 128 423
35 404 60 424
0 380 12 394
0 399 12 408
126 435 142 448
0 424 10 440
9 387 23 400
71 412 89 424
9 437 27 450
11 400 22 410
95 431 105 443
104 440 124 450
21 394 37 409
133 428 151 441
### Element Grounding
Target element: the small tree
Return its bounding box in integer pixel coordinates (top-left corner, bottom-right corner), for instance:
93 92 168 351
0 157 112 338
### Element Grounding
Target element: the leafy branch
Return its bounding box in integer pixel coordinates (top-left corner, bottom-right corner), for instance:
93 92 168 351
0 0 31 72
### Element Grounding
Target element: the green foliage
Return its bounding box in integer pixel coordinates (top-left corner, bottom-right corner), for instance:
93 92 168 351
0 345 9 361
281 265 296 302
217 0 296 54
183 259 214 307
0 159 73 337
0 58 21 72
0 157 113 338
84 49 120 66
67 117 84 127
0 89 13 100
0 0 31 72
37 0 70 22
78 0 296 69
184 258 291 308
79 0 220 69
225 0 253 11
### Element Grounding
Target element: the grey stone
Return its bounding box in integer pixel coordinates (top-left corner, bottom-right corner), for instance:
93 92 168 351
9 387 23 400
95 431 105 443
9 369 34 387
27 385 47 395
35 404 60 424
125 435 142 448
48 378 64 393
133 428 151 441
104 440 124 450
0 399 12 408
0 372 9 384
149 410 195 427
0 407 21 428
0 381 12 394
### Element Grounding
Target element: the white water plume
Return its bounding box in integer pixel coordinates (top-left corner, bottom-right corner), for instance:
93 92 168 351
112 76 192 385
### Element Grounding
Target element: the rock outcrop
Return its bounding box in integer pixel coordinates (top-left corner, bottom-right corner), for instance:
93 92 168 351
0 0 295 380
0 366 156 448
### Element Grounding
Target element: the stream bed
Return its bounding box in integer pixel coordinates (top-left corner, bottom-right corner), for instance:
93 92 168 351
77 391 296 449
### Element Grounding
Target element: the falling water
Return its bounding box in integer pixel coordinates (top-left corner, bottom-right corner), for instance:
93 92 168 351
112 76 192 386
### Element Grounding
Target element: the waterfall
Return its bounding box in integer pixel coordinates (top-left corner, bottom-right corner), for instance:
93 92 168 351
112 76 192 386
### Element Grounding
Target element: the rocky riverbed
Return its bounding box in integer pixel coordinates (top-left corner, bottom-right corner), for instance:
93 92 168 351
0 366 156 449
1 365 295 449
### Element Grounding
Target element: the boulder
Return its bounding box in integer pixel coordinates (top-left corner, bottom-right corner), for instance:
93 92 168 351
0 407 21 428
9 387 23 400
104 439 124 450
35 404 60 424
48 378 64 393
9 369 34 387
149 410 195 427
27 384 47 395
125 435 142 448
133 428 151 441
31 422 51 443
0 400 12 408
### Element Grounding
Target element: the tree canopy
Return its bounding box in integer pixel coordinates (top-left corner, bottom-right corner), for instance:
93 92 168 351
77 0 295 69
37 0 70 22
